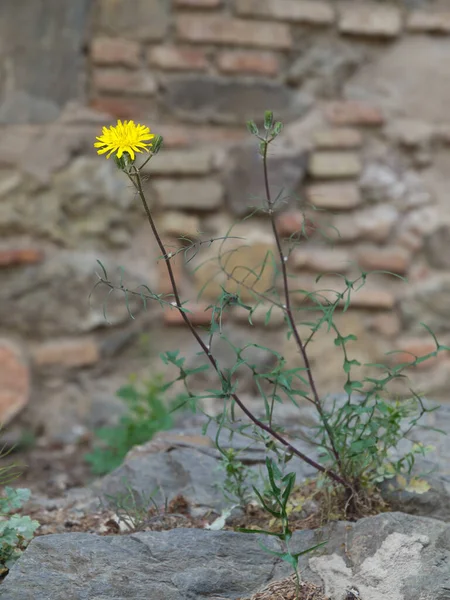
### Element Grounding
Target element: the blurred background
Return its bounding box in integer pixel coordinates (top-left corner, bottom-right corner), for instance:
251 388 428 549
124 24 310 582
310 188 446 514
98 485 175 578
1 0 450 469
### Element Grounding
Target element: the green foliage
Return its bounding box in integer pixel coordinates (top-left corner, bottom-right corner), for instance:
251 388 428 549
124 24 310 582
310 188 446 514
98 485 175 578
0 487 39 574
85 375 181 475
239 458 326 598
94 109 446 526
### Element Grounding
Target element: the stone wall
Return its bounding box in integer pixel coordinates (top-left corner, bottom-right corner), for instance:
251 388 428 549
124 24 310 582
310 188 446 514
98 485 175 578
2 0 450 440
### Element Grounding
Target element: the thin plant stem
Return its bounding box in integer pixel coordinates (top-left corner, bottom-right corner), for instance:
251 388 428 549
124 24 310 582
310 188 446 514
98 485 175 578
125 168 347 487
261 137 346 479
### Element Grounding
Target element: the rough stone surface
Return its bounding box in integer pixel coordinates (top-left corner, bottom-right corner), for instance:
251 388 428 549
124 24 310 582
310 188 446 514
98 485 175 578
345 37 450 122
98 0 170 41
424 223 450 269
400 275 450 334
359 163 432 210
0 0 92 123
287 42 365 97
3 512 450 599
0 252 146 336
0 340 30 425
163 76 306 124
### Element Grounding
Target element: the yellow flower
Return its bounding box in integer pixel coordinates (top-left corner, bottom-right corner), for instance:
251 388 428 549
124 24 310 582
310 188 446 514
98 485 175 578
94 119 155 161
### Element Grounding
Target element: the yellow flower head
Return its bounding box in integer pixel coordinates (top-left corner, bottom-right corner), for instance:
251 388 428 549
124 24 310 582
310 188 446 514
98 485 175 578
94 119 155 161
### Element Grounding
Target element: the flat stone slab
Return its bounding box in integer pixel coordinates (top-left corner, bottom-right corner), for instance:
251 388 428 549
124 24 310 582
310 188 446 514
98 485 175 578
2 513 450 599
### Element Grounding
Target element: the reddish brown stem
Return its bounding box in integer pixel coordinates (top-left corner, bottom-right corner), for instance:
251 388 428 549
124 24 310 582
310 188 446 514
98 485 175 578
127 167 347 487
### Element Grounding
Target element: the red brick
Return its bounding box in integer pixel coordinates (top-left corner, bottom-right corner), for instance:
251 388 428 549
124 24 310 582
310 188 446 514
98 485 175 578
325 101 384 126
275 211 317 238
32 338 99 368
217 51 279 76
236 0 335 24
0 340 29 425
91 37 141 68
0 248 44 267
92 69 157 95
148 46 208 71
164 303 216 326
390 339 445 370
176 15 292 49
356 246 411 275
175 0 221 6
90 97 156 120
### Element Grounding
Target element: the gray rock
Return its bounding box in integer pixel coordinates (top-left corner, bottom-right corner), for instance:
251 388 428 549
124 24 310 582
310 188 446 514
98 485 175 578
424 223 450 269
287 41 365 97
0 252 145 336
2 513 450 599
0 0 92 123
98 0 169 41
163 76 310 124
399 274 450 334
309 512 450 600
224 138 308 216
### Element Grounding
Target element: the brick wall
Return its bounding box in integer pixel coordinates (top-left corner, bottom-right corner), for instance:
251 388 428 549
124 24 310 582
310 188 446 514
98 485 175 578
2 0 450 438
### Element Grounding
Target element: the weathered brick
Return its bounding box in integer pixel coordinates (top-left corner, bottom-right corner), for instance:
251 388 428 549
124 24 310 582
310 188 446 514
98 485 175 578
90 97 157 120
91 37 141 68
356 245 411 274
313 128 362 149
32 338 99 368
217 51 279 76
0 340 29 425
308 152 362 179
390 339 444 370
325 101 384 126
176 15 292 49
306 182 362 210
148 46 208 71
338 3 402 37
154 179 223 210
407 11 450 33
156 125 248 148
367 312 401 338
291 248 351 273
164 76 296 123
98 0 170 41
175 0 221 5
329 205 399 243
92 69 157 95
235 0 335 24
157 212 201 239
345 287 396 309
164 303 215 326
0 248 44 267
143 149 214 176
275 211 317 238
